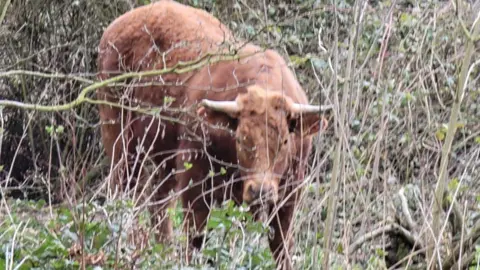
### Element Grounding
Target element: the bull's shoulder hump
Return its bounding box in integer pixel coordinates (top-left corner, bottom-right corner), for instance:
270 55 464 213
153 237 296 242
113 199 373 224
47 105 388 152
100 1 231 46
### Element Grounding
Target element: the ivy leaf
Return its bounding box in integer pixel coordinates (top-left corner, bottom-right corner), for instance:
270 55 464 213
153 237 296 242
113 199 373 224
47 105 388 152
310 57 327 70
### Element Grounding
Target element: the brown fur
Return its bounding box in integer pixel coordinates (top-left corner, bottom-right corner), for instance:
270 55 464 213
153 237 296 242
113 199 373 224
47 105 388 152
96 1 327 269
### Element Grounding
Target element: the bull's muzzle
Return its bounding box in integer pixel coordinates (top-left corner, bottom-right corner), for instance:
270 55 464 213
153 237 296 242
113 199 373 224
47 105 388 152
243 179 278 204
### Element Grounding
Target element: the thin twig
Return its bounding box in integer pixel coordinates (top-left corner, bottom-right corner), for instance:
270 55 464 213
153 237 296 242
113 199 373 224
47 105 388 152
0 0 11 25
429 6 480 268
442 222 480 269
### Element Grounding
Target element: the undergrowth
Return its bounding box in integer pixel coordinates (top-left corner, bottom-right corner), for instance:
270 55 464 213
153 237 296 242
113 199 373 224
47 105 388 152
1 0 479 269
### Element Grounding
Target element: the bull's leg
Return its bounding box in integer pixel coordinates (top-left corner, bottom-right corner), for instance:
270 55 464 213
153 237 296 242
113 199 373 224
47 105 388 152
100 110 179 244
140 158 178 244
175 149 214 263
148 199 176 243
111 150 177 245
181 192 210 260
180 176 213 264
147 179 177 243
267 139 311 269
107 154 162 248
268 200 296 270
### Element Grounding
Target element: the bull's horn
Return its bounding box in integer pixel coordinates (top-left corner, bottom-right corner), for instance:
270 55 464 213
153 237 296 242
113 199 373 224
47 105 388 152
199 99 240 114
290 103 333 113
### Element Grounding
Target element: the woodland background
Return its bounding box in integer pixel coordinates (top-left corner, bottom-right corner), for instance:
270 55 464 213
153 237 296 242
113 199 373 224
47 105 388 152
0 0 479 269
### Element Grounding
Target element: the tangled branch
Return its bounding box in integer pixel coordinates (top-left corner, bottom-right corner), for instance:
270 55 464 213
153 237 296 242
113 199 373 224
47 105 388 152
0 51 255 113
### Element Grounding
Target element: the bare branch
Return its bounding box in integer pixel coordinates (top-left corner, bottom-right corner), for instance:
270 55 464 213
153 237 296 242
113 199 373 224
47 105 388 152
0 51 255 113
430 7 480 267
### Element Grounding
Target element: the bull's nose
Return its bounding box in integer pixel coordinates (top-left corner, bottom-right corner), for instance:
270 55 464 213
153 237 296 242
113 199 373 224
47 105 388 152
243 181 277 203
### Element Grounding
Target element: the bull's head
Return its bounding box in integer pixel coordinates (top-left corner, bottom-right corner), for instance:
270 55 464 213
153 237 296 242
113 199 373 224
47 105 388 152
198 86 331 205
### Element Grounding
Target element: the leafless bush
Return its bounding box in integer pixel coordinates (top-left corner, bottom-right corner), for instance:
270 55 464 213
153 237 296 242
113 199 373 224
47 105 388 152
1 0 479 269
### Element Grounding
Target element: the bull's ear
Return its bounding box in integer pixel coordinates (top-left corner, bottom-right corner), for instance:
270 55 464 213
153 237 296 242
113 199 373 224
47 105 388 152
288 112 328 137
196 106 208 118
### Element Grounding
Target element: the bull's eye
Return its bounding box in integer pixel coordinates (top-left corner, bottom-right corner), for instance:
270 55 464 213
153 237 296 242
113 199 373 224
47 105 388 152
288 119 297 133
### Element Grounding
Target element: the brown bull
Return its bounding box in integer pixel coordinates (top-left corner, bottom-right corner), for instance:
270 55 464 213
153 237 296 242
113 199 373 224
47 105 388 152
96 0 330 268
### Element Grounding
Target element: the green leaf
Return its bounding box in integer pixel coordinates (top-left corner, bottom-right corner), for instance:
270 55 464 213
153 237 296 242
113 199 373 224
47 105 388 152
310 58 328 70
163 96 176 104
245 25 255 35
401 92 414 106
202 248 218 258
55 125 64 134
376 248 386 257
448 178 459 191
336 243 344 253
400 13 416 27
206 216 221 229
220 167 227 175
45 125 53 134
267 6 276 16
289 55 310 67
455 122 465 129
436 129 445 141
183 162 192 170
36 199 46 209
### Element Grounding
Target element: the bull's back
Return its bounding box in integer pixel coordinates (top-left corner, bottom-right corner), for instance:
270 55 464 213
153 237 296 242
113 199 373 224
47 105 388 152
184 43 311 107
96 1 236 159
97 0 233 75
